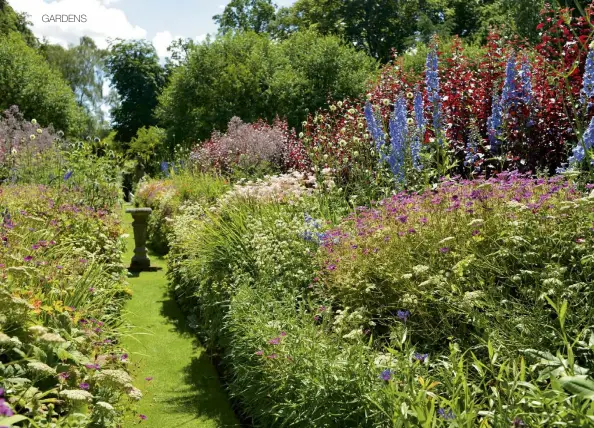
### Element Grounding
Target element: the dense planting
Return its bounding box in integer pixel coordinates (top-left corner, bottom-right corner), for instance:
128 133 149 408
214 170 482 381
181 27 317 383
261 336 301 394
0 185 135 427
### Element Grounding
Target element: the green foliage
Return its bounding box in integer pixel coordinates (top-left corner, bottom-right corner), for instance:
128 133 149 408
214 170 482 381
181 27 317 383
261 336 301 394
128 126 167 175
40 37 108 136
158 30 376 146
0 32 86 135
106 40 166 144
0 185 135 427
0 0 37 47
135 172 229 254
213 0 277 34
164 172 594 426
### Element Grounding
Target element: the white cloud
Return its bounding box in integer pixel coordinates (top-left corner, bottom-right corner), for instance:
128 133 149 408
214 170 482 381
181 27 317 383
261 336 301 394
10 0 146 49
152 30 181 59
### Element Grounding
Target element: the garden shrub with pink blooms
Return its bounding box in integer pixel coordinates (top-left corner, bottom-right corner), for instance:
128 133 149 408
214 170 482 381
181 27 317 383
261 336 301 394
0 185 137 427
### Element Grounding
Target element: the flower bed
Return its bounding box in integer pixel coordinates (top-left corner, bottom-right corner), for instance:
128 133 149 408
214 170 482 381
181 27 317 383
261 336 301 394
0 185 135 427
167 172 594 426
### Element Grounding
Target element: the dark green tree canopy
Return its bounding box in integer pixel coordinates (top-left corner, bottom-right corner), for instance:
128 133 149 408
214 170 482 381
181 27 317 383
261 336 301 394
213 0 277 34
0 32 85 134
106 39 166 144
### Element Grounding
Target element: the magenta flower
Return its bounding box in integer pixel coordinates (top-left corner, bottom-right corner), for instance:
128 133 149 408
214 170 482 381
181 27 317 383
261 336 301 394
145 377 153 381
79 383 90 390
267 354 278 359
139 414 147 420
439 247 450 253
576 238 586 244
379 369 393 381
268 337 281 345
255 350 264 356
23 255 33 262
121 353 128 361
58 372 70 380
85 363 100 370
0 398 13 417
280 331 287 337
327 264 337 271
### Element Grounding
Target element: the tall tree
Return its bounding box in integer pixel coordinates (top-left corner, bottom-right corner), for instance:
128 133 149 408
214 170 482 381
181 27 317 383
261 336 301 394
0 0 37 47
40 37 107 129
213 0 277 34
105 40 166 144
0 32 85 134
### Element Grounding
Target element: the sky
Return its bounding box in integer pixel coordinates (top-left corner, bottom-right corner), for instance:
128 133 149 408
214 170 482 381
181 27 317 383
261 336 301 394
9 0 296 58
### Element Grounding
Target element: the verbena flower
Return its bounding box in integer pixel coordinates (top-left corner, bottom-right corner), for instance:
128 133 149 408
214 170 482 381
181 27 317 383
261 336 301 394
0 398 13 417
388 96 408 182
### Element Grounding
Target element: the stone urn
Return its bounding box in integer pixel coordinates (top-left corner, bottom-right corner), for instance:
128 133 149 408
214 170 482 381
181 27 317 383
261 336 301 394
126 207 161 272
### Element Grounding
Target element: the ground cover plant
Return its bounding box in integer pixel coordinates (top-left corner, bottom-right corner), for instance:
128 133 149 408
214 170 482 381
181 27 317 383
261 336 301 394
0 185 136 427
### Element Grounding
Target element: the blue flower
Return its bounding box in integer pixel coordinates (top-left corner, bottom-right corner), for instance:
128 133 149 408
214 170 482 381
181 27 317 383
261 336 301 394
582 48 594 105
413 353 429 363
412 91 424 170
63 171 73 181
397 310 410 322
302 230 314 241
426 49 443 145
487 94 503 153
464 132 480 168
160 161 169 173
379 369 393 381
569 116 594 165
388 96 408 182
364 102 386 154
519 57 533 105
501 55 519 111
437 408 455 420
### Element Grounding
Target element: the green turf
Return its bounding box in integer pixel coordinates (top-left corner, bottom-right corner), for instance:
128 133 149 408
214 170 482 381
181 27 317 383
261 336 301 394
120 206 239 427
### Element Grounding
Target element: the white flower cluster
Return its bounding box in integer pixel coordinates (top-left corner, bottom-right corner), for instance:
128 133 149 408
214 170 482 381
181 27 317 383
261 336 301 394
219 171 317 205
27 361 56 376
60 389 93 402
0 332 21 348
93 369 132 388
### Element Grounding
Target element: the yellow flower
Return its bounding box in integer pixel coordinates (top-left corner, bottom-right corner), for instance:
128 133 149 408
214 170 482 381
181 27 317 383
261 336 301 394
36 128 43 134
382 99 390 106
406 92 414 99
407 118 414 125
30 135 36 140
31 119 37 125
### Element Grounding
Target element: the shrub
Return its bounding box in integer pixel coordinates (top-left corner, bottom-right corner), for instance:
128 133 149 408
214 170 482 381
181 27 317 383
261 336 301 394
0 185 135 427
135 172 229 254
189 116 308 176
0 106 122 209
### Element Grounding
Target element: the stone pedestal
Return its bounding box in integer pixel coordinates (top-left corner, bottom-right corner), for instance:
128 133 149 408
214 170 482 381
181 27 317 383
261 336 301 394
126 208 160 272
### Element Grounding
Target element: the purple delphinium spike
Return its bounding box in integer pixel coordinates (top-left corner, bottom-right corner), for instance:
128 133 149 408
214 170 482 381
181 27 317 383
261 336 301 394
364 102 386 154
426 48 443 145
519 57 533 105
412 90 424 170
487 94 503 153
501 55 518 111
582 48 594 106
388 96 408 183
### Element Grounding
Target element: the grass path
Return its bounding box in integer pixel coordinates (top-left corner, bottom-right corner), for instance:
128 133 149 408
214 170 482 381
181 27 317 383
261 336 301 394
120 206 239 427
